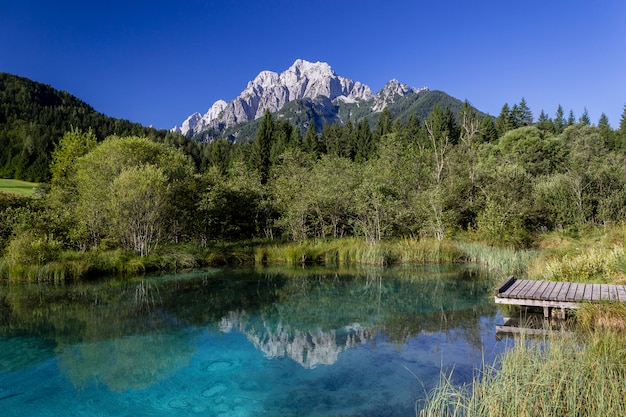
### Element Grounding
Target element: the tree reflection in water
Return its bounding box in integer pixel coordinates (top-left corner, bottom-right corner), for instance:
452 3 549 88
0 264 498 390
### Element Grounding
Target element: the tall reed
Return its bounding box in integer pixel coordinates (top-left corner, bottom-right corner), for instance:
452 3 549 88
418 330 626 417
455 241 538 276
254 238 462 267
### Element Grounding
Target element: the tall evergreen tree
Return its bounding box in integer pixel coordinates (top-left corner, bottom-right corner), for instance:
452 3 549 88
579 108 591 126
537 110 553 133
617 104 626 149
597 113 614 149
495 103 514 137
479 115 498 143
270 119 293 164
511 104 522 128
620 104 626 133
303 120 319 155
567 109 576 126
404 114 420 140
290 125 302 148
250 109 274 185
518 97 533 126
554 105 565 134
341 120 355 159
374 107 393 139
354 119 374 163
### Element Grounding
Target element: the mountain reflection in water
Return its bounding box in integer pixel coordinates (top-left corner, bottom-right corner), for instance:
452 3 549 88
0 265 505 417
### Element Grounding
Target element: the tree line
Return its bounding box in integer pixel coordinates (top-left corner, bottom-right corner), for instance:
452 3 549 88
0 73 207 182
2 98 626 266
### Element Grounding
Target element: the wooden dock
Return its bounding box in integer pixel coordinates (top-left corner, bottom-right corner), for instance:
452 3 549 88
495 276 626 318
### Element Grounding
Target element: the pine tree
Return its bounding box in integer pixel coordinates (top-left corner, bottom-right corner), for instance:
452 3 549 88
567 110 576 126
270 120 292 164
511 104 522 128
579 108 590 125
354 119 373 163
341 120 355 159
554 105 565 134
616 104 626 149
495 103 514 137
403 114 421 148
290 125 302 148
250 109 274 184
374 107 393 139
537 110 553 133
518 97 533 126
479 115 498 142
597 113 614 148
303 120 319 155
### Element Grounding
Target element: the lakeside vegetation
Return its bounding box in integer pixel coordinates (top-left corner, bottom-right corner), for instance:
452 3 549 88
418 326 626 417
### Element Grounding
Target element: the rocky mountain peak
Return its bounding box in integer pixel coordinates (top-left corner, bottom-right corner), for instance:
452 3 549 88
372 79 428 112
172 59 420 137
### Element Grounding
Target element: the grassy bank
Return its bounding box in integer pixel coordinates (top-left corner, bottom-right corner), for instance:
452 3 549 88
3 225 626 285
0 242 260 283
0 178 38 196
254 238 462 266
0 235 531 282
527 226 626 285
418 324 626 417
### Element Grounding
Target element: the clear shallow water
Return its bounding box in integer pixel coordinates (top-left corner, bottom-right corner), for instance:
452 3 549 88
0 265 508 416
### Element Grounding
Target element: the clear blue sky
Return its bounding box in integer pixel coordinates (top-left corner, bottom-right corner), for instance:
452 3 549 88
2 0 625 130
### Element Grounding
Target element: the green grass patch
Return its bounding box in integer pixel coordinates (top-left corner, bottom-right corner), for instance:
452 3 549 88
0 178 38 196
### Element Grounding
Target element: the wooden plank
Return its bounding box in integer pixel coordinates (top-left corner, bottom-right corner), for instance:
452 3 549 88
583 284 594 301
531 281 551 300
601 285 610 301
494 276 516 296
592 284 601 301
617 286 626 302
509 280 533 299
608 285 618 302
494 297 580 309
546 281 564 300
574 284 586 301
502 280 525 297
539 281 558 300
557 282 571 301
566 283 580 301
526 280 545 300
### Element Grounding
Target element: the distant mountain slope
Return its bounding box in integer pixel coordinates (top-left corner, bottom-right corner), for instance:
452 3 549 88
195 88 476 144
177 59 484 143
0 73 185 181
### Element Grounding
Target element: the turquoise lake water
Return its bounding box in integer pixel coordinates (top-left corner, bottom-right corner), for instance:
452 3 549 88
0 265 508 416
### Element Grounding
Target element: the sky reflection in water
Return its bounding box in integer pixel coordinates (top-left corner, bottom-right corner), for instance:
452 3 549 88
0 265 509 416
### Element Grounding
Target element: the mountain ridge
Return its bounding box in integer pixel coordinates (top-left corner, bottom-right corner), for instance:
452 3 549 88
173 59 428 138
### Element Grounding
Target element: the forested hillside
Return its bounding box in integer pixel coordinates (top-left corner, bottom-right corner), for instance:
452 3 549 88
2 97 626 275
0 73 198 181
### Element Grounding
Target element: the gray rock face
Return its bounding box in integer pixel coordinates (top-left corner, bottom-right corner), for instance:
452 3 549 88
172 59 427 137
173 59 375 136
174 100 227 136
372 79 428 112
